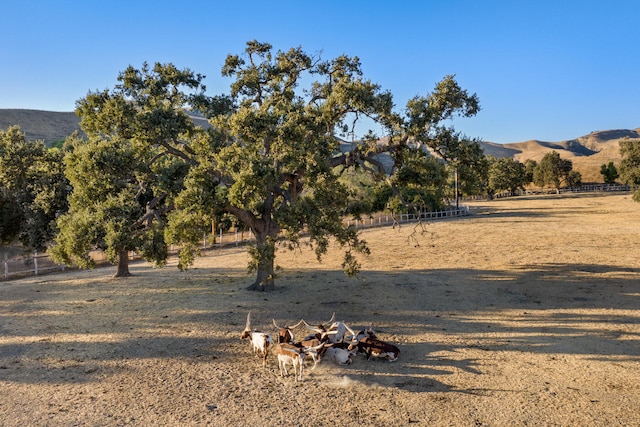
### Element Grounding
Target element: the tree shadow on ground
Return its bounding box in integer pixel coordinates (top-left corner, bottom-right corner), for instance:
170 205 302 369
1 261 638 395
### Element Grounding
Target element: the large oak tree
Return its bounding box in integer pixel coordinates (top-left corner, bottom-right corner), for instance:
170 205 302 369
51 63 207 277
170 41 481 291
0 126 68 252
169 42 390 290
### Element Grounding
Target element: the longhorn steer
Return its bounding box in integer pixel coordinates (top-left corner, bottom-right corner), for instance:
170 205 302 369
240 311 273 367
352 336 400 362
296 336 324 367
322 346 353 365
302 313 356 344
297 342 325 370
275 343 306 382
272 319 304 344
353 325 378 341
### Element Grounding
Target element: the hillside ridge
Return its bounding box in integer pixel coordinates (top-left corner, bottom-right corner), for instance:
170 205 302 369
2 108 638 182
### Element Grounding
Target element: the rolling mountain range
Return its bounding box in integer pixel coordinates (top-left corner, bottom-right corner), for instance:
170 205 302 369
2 109 637 182
480 128 640 182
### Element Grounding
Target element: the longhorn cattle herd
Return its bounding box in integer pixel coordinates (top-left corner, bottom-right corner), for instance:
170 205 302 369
240 311 400 382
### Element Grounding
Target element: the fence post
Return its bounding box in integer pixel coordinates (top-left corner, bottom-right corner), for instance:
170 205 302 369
4 254 7 280
34 251 38 275
219 229 223 245
203 233 207 248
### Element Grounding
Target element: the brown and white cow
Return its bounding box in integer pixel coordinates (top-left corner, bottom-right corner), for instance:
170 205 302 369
240 311 273 367
275 343 306 382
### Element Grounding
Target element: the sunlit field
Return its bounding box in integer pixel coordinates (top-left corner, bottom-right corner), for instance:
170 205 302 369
1 193 638 426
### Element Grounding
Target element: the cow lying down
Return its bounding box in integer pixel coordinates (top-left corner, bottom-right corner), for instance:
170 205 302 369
350 335 400 362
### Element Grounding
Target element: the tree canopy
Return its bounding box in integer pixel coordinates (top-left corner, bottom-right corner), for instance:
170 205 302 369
600 161 619 185
619 139 640 202
51 63 207 277
533 151 575 190
171 42 394 290
487 156 528 196
169 41 481 290
0 126 68 252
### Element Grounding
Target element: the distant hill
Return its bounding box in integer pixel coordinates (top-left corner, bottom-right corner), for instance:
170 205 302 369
1 108 637 183
479 129 640 182
0 109 83 144
0 108 210 145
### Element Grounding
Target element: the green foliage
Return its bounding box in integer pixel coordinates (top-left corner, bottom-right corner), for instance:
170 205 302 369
173 40 398 289
387 195 403 214
168 42 481 289
247 236 277 276
50 208 96 268
50 139 65 150
566 170 582 188
0 187 23 245
140 225 168 267
523 159 537 184
164 210 208 270
0 126 68 251
450 145 489 198
488 156 528 195
389 149 448 211
338 166 391 217
371 182 393 212
600 161 619 184
533 151 573 189
51 63 209 276
619 139 640 201
51 136 145 269
400 76 484 199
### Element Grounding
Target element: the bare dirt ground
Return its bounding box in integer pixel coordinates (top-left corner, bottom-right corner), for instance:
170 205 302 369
1 193 639 426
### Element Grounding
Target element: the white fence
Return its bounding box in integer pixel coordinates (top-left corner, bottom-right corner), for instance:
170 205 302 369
345 207 469 228
1 206 469 281
463 184 633 201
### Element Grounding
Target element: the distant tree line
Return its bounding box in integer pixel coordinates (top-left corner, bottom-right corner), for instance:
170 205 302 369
485 151 582 197
1 40 639 290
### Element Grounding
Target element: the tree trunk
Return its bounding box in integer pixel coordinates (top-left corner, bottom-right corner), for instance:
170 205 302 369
114 249 132 278
247 260 275 291
246 231 276 292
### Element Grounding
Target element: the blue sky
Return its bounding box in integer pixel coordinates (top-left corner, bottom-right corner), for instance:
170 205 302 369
1 1 638 143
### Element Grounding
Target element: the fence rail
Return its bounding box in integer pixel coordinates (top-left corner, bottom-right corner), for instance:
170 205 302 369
463 183 634 201
2 206 469 281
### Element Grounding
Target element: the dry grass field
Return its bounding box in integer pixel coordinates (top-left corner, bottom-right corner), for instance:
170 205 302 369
1 193 639 426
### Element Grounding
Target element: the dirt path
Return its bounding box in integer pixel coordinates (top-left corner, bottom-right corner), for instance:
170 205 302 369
1 193 639 426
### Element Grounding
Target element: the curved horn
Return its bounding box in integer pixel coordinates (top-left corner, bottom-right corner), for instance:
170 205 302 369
289 319 304 329
345 323 356 339
272 318 283 330
245 310 251 330
324 312 336 327
301 319 322 333
273 319 304 330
